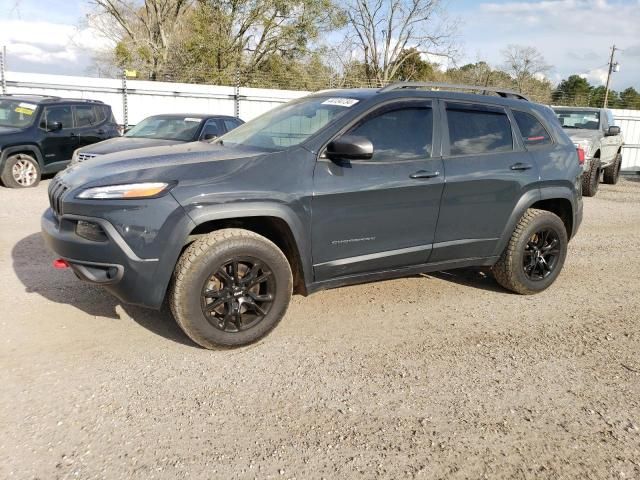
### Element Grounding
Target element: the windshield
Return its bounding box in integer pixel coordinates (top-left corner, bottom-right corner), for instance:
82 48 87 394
125 116 204 141
217 96 359 150
0 99 38 128
554 110 600 130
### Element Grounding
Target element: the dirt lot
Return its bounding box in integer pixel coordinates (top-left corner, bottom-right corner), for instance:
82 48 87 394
1 177 640 479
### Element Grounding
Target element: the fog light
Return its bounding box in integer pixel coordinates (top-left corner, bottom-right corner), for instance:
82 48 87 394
76 220 108 242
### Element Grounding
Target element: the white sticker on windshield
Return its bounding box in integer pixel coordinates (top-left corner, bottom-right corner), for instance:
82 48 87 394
321 98 359 107
18 102 37 110
184 117 202 122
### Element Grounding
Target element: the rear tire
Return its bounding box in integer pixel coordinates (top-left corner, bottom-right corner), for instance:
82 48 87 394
492 209 568 295
603 152 622 185
169 228 293 349
1 153 41 188
581 158 600 197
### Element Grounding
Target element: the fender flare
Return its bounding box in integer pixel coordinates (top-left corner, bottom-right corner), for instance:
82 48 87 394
0 145 44 171
492 185 577 257
182 201 312 287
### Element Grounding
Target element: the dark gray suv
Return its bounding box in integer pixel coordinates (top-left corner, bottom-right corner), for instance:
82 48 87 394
42 83 583 348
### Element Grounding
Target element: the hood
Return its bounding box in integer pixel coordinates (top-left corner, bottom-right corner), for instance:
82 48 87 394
0 126 24 136
60 141 268 189
78 136 183 155
562 129 601 144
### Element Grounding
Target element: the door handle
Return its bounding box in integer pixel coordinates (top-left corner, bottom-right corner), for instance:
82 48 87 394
410 170 440 179
510 162 533 171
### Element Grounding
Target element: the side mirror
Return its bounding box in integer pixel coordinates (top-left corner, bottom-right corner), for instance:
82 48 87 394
606 126 621 136
48 121 63 132
203 133 217 141
326 135 373 161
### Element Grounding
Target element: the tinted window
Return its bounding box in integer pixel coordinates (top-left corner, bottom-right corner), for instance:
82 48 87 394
75 105 98 127
223 118 241 132
40 106 73 130
93 105 109 124
513 111 552 146
446 103 513 155
201 119 220 139
348 105 433 162
125 116 203 141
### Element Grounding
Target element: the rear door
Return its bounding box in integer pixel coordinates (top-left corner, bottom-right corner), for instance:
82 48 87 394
74 104 110 149
311 99 444 281
39 105 77 165
431 100 539 262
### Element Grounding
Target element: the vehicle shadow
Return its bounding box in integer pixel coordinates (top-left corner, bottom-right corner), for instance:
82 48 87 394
12 232 197 348
426 268 508 294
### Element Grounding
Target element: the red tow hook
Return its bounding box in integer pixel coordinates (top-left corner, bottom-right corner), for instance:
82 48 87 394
53 258 70 269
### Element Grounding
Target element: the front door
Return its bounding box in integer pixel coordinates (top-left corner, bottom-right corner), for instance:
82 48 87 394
311 100 444 281
39 105 78 166
431 101 540 262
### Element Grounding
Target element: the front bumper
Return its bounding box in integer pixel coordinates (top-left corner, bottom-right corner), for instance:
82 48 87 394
41 208 165 308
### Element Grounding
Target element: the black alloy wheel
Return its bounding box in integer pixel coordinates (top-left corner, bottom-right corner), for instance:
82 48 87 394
522 229 561 281
201 257 275 333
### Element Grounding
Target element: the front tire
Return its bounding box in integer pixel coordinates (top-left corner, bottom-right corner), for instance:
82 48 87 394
169 229 293 348
492 209 568 295
603 152 622 185
1 153 41 188
581 158 600 197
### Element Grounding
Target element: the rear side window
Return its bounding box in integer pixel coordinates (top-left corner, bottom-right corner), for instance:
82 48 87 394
348 104 433 162
75 105 98 127
446 103 513 156
223 118 241 132
513 111 552 147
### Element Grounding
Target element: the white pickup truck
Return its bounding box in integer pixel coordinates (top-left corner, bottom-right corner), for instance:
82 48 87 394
553 107 624 197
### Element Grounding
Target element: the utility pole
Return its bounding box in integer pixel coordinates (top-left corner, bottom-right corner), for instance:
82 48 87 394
603 44 619 108
0 46 7 95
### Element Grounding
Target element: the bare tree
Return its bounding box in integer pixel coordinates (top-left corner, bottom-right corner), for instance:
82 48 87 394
91 0 193 79
501 44 551 93
343 0 456 85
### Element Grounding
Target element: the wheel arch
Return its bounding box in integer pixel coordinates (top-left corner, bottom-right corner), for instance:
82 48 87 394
0 145 44 170
183 205 310 295
493 186 577 257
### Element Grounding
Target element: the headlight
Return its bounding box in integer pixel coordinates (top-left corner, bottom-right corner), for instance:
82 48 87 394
77 182 172 199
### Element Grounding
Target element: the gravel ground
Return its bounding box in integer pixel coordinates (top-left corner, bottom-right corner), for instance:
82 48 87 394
1 177 640 479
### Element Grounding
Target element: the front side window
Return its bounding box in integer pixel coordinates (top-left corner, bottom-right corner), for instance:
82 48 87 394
554 110 600 130
513 110 552 147
347 104 433 162
218 97 356 151
40 106 73 130
223 118 241 132
125 116 203 141
446 103 513 156
200 119 221 139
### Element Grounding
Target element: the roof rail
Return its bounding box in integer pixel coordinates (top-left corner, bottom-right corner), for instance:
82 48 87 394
379 82 530 101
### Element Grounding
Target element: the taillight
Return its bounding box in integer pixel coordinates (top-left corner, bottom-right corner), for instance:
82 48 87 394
576 147 585 165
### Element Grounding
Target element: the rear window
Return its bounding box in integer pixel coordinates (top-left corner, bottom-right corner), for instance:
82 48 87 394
446 103 513 156
513 111 552 147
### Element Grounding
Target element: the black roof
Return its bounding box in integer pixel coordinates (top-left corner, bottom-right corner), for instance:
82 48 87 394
308 83 536 109
0 94 104 105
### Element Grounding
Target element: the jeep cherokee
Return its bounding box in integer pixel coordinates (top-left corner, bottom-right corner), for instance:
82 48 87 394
42 82 583 348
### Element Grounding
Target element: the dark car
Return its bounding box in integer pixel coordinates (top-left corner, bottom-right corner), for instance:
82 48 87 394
42 82 583 349
0 95 118 188
70 114 244 166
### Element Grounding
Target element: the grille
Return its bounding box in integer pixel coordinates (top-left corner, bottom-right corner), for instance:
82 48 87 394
48 177 69 217
77 152 98 163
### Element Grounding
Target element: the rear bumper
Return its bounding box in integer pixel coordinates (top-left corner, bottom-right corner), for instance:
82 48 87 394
41 208 165 308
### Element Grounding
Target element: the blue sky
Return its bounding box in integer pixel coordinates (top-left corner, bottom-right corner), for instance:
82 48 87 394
1 0 639 90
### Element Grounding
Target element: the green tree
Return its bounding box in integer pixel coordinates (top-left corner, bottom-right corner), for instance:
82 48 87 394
552 75 592 106
391 48 436 81
619 87 640 109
